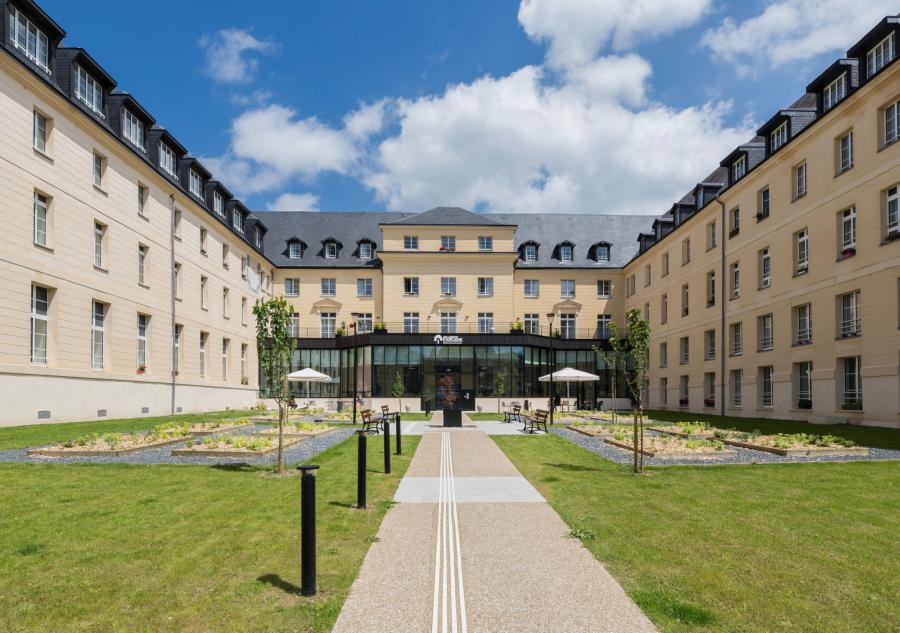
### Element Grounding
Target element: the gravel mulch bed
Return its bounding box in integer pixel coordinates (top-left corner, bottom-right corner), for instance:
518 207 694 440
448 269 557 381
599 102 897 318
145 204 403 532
553 427 900 466
0 424 355 466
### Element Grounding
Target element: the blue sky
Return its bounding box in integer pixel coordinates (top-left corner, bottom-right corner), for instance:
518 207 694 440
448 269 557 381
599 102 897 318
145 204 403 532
42 0 896 214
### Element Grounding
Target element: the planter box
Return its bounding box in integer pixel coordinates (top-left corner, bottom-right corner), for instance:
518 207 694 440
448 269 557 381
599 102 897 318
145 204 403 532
648 426 717 439
172 437 303 457
28 435 189 457
259 426 334 438
187 423 254 437
604 437 736 458
568 425 633 438
720 438 869 457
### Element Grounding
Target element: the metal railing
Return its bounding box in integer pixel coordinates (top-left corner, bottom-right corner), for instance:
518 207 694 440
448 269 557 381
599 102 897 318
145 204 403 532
795 328 812 344
839 319 861 338
288 322 614 340
758 335 773 351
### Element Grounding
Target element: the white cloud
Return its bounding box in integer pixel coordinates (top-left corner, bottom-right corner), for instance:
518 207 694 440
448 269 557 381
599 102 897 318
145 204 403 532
344 99 389 139
266 192 320 211
518 0 712 68
702 0 897 75
199 29 276 84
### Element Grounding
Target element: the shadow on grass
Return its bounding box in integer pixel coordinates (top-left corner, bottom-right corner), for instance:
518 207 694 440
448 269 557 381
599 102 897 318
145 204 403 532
632 589 716 626
257 574 301 595
545 462 603 472
209 463 258 473
328 500 354 509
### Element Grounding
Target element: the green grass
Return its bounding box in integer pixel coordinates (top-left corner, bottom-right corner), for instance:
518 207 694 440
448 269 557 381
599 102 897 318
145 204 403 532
399 412 433 421
0 434 420 633
495 433 900 633
466 412 505 421
0 410 256 451
646 409 900 450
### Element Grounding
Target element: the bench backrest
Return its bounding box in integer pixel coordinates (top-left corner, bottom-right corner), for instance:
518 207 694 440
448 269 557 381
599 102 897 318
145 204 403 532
381 405 390 414
534 409 548 421
512 405 521 413
360 409 372 422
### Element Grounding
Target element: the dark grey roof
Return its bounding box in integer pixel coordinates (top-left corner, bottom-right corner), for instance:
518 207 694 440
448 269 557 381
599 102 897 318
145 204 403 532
386 206 507 226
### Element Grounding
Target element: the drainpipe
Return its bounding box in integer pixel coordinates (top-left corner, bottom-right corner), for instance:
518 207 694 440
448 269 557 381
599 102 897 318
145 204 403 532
715 192 726 417
170 194 177 416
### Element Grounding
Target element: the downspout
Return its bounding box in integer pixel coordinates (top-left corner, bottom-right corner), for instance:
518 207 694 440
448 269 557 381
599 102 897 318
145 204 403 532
170 194 177 416
715 192 726 417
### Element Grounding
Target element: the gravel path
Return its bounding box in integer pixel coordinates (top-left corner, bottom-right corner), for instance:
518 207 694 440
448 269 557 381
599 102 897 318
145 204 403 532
0 424 355 466
553 427 900 466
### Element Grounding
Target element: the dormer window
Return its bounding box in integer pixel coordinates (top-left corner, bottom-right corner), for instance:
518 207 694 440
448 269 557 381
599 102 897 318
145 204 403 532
824 73 846 111
121 109 145 150
359 241 374 260
213 191 225 217
232 209 244 234
595 243 610 262
867 32 895 78
255 227 262 248
560 244 573 263
770 121 788 152
289 241 302 259
9 6 50 73
732 155 746 182
74 65 104 116
188 169 203 198
159 143 177 176
523 243 537 262
325 242 337 259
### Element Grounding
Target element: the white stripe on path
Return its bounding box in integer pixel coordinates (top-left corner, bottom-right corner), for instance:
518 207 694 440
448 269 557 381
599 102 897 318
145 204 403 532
432 432 468 633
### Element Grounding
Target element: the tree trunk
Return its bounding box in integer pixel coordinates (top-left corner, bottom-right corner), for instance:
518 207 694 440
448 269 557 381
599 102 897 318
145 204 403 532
632 406 639 474
277 402 285 476
638 406 644 472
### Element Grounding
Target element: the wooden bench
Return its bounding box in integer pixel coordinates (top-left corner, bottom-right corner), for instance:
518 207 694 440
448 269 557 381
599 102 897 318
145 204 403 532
381 405 401 426
360 409 383 434
503 404 522 424
521 409 549 434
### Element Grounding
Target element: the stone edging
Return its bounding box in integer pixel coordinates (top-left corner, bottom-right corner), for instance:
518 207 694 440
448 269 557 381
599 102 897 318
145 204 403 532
27 436 190 457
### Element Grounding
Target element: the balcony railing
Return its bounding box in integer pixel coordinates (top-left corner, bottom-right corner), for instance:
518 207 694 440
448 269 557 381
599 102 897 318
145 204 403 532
287 322 615 340
839 319 861 338
759 335 773 351
795 328 812 344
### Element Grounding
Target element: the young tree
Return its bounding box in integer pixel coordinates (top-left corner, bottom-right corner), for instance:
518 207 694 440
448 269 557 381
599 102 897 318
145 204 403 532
494 372 506 413
392 371 405 413
593 322 625 424
623 308 652 473
253 296 296 476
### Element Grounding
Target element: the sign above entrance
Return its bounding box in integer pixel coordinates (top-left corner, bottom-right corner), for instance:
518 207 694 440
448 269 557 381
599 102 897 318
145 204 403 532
433 334 463 345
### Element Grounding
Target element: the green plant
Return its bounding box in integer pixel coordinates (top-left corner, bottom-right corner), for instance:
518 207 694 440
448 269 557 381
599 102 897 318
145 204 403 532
494 372 506 412
392 371 405 412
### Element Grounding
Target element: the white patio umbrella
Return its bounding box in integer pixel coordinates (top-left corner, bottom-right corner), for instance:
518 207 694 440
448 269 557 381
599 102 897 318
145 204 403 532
538 367 601 401
287 368 332 402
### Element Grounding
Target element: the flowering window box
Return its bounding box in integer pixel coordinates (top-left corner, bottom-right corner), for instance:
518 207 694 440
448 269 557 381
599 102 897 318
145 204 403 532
840 247 856 260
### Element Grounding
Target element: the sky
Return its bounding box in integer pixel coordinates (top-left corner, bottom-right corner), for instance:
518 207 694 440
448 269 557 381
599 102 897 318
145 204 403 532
42 0 897 216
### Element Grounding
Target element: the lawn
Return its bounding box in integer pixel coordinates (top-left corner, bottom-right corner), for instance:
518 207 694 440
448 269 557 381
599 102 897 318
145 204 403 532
645 409 900 450
0 410 255 451
466 412 505 421
495 433 900 633
0 434 419 633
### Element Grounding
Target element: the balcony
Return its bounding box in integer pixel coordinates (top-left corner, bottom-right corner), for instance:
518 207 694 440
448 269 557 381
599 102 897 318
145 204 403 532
286 322 614 341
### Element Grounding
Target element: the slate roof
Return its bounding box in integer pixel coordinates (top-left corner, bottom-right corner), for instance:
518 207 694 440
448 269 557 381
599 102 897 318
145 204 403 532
386 206 506 226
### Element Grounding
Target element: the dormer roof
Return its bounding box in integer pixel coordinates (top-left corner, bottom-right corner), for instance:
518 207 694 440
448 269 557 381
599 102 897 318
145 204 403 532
385 206 509 227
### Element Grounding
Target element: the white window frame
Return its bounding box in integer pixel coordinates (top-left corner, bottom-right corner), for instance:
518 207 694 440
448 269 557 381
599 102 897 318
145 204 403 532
284 278 299 297
321 278 336 297
794 162 807 199
357 278 373 297
559 313 576 339
760 248 771 288
199 332 207 379
289 241 302 259
33 192 48 246
560 279 575 298
839 291 861 338
221 339 229 380
320 313 336 338
136 314 148 369
93 221 105 268
440 311 457 334
841 207 856 250
796 361 812 404
867 32 895 77
478 236 493 252
477 277 493 297
841 356 863 409
523 314 539 335
731 155 746 181
839 131 853 173
595 244 610 262
91 301 105 370
886 186 899 236
288 313 300 338
31 284 48 365
403 312 420 334
9 7 50 72
731 370 743 407
189 169 203 198
93 151 104 188
679 336 689 364
477 312 494 333
404 236 418 251
440 235 456 251
824 73 846 111
404 277 419 296
796 303 812 344
159 142 177 176
731 262 740 299
760 366 774 407
213 191 225 217
597 314 612 339
759 314 774 351
884 98 899 147
356 313 373 334
325 242 337 259
121 108 145 150
359 242 373 260
138 244 147 286
770 121 788 151
560 244 573 262
440 276 457 297
232 209 244 234
730 322 743 356
524 244 537 262
200 276 208 310
33 109 48 152
597 280 611 298
75 65 104 116
796 228 809 272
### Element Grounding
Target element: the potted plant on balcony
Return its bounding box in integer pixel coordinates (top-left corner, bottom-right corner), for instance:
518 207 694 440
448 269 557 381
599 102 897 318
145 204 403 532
509 320 524 334
840 246 856 259
797 398 812 409
373 321 387 333
137 365 146 375
550 327 561 338
703 398 715 408
335 324 348 338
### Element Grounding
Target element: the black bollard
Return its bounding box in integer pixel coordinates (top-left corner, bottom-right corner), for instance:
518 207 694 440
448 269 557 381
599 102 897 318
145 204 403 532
395 412 402 455
297 464 319 596
357 431 367 509
383 418 391 474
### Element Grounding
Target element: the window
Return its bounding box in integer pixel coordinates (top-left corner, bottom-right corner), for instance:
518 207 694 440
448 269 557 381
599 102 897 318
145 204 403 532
595 244 610 262
135 184 148 218
222 288 229 318
122 109 145 150
33 192 48 246
136 314 149 369
840 356 862 409
321 278 336 297
356 313 373 334
92 151 105 188
559 313 576 339
351 277 371 298
9 6 49 71
824 73 846 111
173 325 182 373
404 236 418 251
681 284 689 317
839 291 861 337
440 311 457 334
731 370 743 407
884 98 899 147
403 312 420 333
704 373 716 407
659 342 667 368
221 339 229 380
759 248 771 288
659 378 668 405
284 278 299 297
232 209 244 234
661 252 669 276
138 244 148 286
477 277 493 296
795 303 812 345
867 32 895 77
359 242 373 260
174 263 182 299
320 241 337 259
33 110 48 152
770 121 788 151
478 312 494 333
597 315 612 339
441 276 457 296
707 221 717 249
597 280 611 298
758 314 774 351
189 170 203 198
643 302 649 322
679 376 689 406
838 131 853 173
790 361 812 408
199 228 208 255
241 344 247 383
220 244 229 270
241 297 247 326
560 279 575 298
524 314 539 334
74 65 104 115
644 265 651 287
560 244 573 262
478 236 493 252
320 313 336 338
704 329 715 361
757 188 770 220
794 162 807 199
679 336 689 364
706 271 716 307
840 207 856 253
795 228 809 273
31 285 49 364
661 293 668 324
682 238 691 265
886 185 899 238
91 301 105 369
93 221 106 268
288 313 300 338
731 155 746 181
439 235 455 251
730 262 740 299
199 332 207 379
200 276 208 309
159 143 177 176
289 241 302 259
730 322 743 356
403 277 419 296
524 244 537 262
524 279 539 298
213 191 225 217
760 366 774 407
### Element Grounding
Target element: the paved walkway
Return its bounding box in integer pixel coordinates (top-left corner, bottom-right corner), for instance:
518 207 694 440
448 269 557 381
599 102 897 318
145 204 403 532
332 413 658 633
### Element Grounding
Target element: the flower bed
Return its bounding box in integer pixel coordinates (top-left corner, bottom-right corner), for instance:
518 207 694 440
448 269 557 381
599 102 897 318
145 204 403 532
603 432 735 458
648 421 718 439
171 434 302 457
259 422 334 438
156 419 254 437
568 422 636 438
28 426 192 457
713 431 868 457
